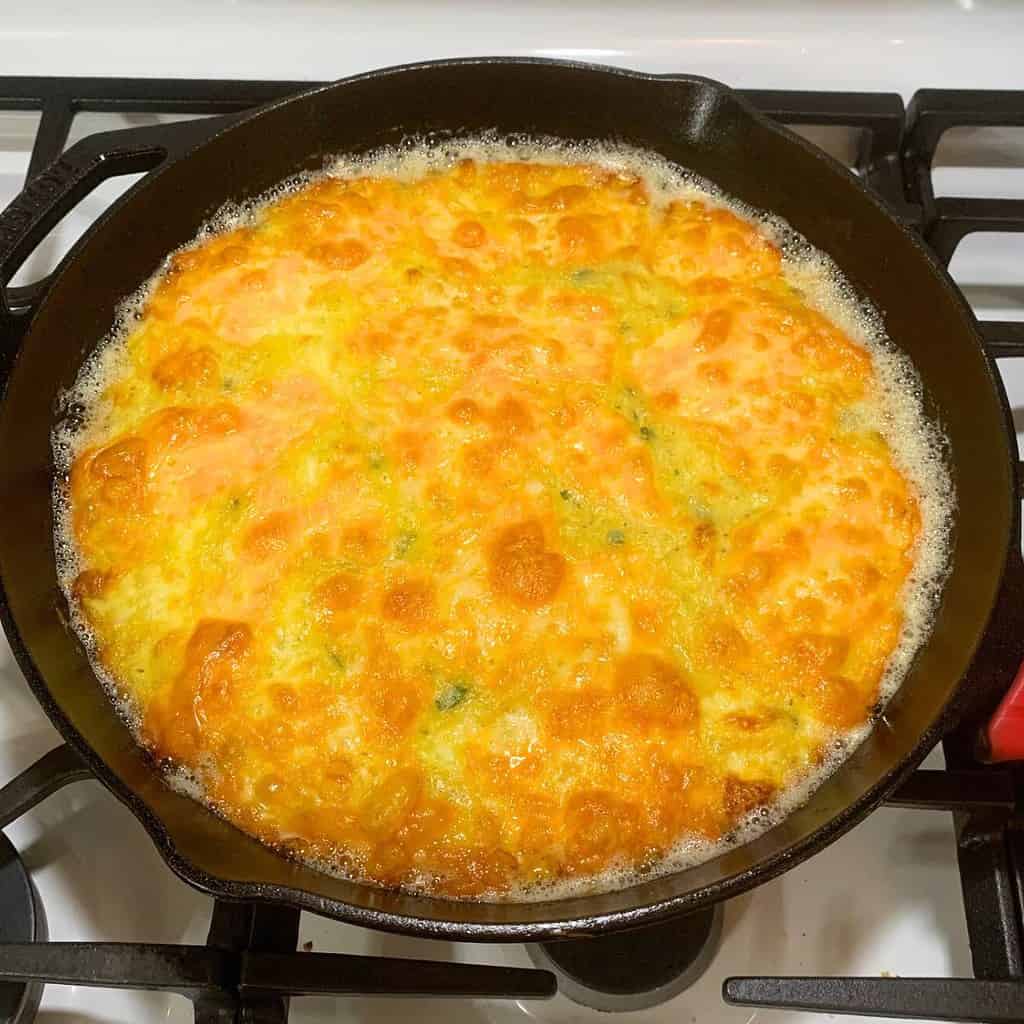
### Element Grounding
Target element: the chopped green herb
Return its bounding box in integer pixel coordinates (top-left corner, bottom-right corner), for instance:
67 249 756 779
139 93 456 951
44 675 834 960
436 683 470 711
228 497 242 511
688 498 712 519
394 530 417 558
570 268 597 285
559 489 572 501
328 650 346 671
607 529 626 545
222 377 235 391
639 425 655 441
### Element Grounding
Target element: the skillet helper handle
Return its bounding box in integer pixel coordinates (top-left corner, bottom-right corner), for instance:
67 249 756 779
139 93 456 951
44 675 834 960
0 138 167 331
0 114 237 352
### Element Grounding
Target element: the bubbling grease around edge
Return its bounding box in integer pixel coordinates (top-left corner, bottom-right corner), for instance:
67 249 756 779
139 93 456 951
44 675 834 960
51 135 955 902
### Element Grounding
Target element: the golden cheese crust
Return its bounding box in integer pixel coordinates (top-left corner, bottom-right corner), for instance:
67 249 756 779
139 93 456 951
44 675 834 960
65 157 921 898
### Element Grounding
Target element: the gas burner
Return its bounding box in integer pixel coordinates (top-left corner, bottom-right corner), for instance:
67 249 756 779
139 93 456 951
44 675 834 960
0 833 42 1024
527 905 722 1011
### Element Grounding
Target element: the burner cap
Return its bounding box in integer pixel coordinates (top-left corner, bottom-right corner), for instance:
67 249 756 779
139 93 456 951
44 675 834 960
0 832 43 1024
527 904 722 1012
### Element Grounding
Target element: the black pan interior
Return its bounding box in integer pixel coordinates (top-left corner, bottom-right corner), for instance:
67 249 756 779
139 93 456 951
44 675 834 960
0 59 1013 938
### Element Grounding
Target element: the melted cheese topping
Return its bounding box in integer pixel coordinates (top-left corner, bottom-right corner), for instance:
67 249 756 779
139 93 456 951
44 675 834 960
62 156 926 900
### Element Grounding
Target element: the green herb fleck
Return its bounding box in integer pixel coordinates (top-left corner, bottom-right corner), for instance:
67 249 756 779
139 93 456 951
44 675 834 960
436 683 470 711
688 498 712 519
394 530 417 558
639 425 655 441
328 650 346 671
607 529 626 545
570 268 597 285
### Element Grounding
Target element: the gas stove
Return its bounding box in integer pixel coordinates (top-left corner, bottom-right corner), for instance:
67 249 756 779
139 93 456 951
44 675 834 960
1 8 1024 1022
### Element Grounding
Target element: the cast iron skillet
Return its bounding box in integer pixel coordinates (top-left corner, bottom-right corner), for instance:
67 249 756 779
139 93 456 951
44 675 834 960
0 58 1016 940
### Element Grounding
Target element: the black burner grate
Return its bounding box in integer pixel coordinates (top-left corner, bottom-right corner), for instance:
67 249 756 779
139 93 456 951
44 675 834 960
1 75 1024 1023
0 748 555 1024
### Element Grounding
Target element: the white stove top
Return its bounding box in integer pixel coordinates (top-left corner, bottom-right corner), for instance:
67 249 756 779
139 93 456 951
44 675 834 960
0 0 1021 95
0 2 1021 1021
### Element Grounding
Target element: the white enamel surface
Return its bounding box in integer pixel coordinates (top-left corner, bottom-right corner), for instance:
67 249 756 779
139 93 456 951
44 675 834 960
2 2 1023 1021
0 0 1019 95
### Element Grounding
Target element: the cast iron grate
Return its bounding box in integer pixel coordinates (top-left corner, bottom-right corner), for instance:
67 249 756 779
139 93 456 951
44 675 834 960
0 746 557 1022
0 76 1023 1022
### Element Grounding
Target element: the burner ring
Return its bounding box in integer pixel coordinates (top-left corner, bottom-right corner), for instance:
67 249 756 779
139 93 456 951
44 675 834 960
0 831 44 1024
526 903 723 1012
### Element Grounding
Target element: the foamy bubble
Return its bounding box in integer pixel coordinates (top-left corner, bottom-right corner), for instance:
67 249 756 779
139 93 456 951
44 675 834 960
51 135 954 902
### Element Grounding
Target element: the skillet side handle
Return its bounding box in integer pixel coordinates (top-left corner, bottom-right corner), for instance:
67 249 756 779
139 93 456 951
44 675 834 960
0 113 240 371
0 139 168 331
981 662 1024 763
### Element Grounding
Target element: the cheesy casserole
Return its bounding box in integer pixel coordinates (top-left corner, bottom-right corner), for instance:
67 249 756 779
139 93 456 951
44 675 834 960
59 148 944 899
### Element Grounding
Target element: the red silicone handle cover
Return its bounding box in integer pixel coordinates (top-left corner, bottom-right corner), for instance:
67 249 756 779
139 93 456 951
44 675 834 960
985 660 1024 762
